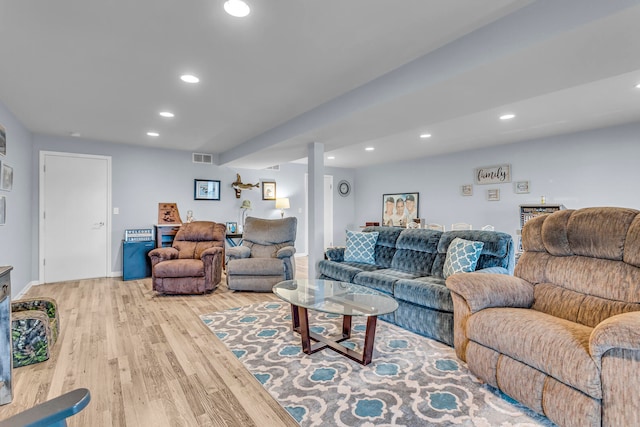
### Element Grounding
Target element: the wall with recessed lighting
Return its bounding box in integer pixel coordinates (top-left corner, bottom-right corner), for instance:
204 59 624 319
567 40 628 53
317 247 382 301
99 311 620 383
0 101 35 296
31 134 356 276
353 121 640 244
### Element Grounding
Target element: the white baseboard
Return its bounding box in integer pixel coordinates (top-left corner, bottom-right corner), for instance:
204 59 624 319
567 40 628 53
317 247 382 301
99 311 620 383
295 253 308 257
14 280 41 300
110 270 123 278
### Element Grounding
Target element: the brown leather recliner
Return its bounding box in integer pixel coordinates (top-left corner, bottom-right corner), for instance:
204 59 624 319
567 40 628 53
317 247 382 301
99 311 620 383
149 221 225 294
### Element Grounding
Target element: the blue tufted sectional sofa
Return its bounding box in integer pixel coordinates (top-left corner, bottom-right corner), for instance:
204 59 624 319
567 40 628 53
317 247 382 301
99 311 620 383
317 227 514 346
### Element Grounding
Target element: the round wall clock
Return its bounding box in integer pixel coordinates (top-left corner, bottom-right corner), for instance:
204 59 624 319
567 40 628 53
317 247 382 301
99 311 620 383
337 180 351 197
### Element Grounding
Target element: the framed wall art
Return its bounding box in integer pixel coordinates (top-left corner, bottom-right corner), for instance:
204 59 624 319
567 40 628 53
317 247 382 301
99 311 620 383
515 180 530 194
0 195 5 225
194 179 221 200
475 164 511 184
382 192 419 227
0 124 5 157
487 189 500 201
262 181 276 200
1 163 13 191
461 184 473 196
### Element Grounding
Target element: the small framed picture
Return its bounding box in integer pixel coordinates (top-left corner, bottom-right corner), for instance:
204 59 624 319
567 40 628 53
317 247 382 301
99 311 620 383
515 180 530 194
0 124 6 157
487 189 500 201
262 181 276 200
194 179 221 200
226 222 237 234
1 163 13 191
0 195 6 225
461 184 473 196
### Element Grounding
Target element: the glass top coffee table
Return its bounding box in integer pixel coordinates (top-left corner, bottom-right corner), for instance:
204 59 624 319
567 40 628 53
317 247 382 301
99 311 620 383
273 279 398 365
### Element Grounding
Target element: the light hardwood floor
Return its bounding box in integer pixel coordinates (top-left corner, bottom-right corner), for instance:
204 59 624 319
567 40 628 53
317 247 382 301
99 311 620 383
0 259 309 426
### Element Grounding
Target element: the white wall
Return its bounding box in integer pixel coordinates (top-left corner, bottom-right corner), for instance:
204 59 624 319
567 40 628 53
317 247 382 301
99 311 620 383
0 102 34 296
354 122 640 245
4 91 640 295
32 134 356 275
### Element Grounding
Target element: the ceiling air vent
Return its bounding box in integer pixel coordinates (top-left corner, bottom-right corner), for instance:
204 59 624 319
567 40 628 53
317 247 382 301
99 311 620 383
265 165 280 171
192 153 213 164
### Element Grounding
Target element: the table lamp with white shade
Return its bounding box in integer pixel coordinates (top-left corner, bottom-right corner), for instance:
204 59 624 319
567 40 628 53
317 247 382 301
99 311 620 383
239 199 251 232
275 198 290 218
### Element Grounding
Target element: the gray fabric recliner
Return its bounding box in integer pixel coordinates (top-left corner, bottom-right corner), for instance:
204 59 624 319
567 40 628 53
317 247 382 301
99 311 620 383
226 216 297 292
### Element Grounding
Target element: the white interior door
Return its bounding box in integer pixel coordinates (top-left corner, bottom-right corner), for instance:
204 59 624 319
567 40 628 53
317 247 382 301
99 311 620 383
40 152 111 283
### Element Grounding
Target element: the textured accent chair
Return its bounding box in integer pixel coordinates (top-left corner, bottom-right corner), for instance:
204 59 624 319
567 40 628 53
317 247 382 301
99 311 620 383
226 216 297 292
149 221 225 294
11 298 60 367
446 207 640 427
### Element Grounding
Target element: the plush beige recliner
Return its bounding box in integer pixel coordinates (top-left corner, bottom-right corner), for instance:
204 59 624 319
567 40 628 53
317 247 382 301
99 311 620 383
446 207 640 427
226 216 297 292
149 221 225 294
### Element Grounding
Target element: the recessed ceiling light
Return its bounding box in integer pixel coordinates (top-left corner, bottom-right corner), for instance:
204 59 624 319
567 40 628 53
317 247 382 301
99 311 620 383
635 83 640 89
327 156 335 160
365 147 375 151
159 111 175 118
147 131 160 137
69 132 81 137
420 133 432 139
500 114 516 120
180 74 200 84
224 0 250 17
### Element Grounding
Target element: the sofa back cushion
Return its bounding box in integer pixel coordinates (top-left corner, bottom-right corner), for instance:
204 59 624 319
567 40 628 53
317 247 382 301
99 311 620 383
390 229 442 275
432 230 514 278
362 226 403 268
517 207 640 326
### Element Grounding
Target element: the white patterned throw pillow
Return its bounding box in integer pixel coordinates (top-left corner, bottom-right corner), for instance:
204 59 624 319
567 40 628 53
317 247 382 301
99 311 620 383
443 237 485 279
344 230 379 265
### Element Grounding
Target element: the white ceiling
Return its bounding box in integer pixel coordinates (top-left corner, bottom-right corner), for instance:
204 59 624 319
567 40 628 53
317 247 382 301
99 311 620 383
1 0 640 169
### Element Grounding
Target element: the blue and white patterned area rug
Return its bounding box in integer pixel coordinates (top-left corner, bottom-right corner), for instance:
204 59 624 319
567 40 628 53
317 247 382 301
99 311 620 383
200 302 555 427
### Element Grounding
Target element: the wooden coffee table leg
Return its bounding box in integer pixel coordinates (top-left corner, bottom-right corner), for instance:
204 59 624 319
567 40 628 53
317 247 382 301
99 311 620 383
361 316 378 365
290 304 300 332
342 314 352 339
297 306 312 354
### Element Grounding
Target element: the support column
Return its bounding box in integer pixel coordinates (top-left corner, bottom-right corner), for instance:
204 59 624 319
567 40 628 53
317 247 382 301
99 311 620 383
307 142 324 279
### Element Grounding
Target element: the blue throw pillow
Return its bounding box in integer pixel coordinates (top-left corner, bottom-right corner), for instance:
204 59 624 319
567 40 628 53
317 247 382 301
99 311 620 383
443 237 485 279
344 230 379 265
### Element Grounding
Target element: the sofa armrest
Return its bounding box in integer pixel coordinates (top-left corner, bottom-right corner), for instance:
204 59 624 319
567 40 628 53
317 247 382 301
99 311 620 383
148 247 178 265
0 388 91 427
325 247 345 262
446 272 534 314
590 311 640 367
475 266 509 275
227 246 250 260
276 246 296 259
